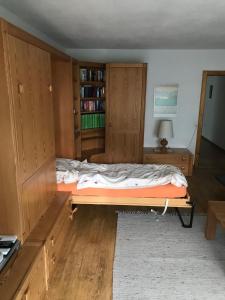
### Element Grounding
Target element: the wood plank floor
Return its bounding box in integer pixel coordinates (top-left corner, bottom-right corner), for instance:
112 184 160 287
44 140 225 299
188 137 225 212
43 205 117 300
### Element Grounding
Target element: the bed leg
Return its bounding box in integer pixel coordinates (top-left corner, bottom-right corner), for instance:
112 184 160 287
175 201 195 228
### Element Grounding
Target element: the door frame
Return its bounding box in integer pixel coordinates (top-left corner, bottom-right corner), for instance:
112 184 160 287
194 70 225 167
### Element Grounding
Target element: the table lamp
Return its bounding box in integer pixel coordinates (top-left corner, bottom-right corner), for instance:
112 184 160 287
158 120 173 152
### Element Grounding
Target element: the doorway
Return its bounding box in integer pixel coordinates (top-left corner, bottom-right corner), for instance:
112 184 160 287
195 71 225 170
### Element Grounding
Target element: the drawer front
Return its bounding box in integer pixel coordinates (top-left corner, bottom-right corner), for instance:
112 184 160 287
47 199 70 250
15 248 46 300
45 201 71 282
143 155 189 176
143 154 189 165
46 216 71 281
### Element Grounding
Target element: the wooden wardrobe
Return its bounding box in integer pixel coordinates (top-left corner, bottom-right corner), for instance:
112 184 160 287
54 63 147 163
105 63 146 163
0 19 62 242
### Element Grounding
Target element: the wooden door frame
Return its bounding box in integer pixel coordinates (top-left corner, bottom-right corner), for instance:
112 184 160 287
194 70 225 167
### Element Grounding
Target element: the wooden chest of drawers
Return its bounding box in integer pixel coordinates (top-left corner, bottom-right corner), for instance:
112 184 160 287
143 147 193 176
0 192 72 300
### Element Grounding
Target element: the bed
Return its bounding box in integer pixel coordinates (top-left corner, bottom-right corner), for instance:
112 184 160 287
56 159 195 228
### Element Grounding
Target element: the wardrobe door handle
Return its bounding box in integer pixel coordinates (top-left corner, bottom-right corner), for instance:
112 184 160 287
18 83 24 94
50 236 55 246
108 122 112 128
49 84 53 92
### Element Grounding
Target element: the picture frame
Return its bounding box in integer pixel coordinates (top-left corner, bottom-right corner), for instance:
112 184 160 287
154 85 178 117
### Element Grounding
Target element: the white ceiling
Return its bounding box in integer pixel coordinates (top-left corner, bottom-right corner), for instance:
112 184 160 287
1 0 225 49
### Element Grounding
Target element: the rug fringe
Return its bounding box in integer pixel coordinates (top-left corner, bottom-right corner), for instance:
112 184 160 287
116 210 206 216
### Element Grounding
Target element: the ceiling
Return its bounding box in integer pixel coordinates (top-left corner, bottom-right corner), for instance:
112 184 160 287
1 0 225 49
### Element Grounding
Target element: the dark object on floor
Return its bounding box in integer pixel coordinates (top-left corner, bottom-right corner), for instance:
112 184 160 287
215 174 225 187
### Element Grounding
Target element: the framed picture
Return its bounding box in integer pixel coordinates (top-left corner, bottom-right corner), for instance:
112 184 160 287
154 85 178 117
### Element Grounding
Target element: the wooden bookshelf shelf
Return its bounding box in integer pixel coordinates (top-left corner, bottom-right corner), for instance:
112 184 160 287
79 62 105 68
81 128 105 133
81 111 105 115
80 97 105 101
81 128 105 140
80 81 105 86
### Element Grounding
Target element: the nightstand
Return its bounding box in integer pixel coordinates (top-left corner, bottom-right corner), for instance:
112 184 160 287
143 147 193 176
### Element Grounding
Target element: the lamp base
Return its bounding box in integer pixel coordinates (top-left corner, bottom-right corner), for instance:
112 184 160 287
160 138 168 152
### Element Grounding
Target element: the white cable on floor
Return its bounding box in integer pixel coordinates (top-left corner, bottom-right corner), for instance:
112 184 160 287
151 198 169 220
161 199 169 215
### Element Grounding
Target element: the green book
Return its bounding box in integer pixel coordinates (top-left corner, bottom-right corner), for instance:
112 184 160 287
86 115 90 129
95 114 97 128
85 115 88 129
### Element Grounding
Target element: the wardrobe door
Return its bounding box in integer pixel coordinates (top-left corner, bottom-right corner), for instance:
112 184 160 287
30 44 55 165
39 50 55 160
7 36 37 182
29 44 46 168
106 64 146 163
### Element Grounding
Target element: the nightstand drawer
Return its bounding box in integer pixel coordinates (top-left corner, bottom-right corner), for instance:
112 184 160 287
173 164 189 176
143 147 193 176
143 154 189 165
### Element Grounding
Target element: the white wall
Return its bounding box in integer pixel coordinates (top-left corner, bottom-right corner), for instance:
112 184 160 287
202 76 225 150
67 49 225 154
0 5 65 52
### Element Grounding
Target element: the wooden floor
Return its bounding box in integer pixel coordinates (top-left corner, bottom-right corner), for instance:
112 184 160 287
198 137 225 169
44 139 225 299
43 205 117 300
188 137 225 212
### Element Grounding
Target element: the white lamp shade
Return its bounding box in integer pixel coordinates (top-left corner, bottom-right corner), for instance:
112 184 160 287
158 120 173 139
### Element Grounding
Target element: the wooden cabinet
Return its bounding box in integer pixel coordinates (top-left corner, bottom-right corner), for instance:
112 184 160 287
0 19 57 242
143 148 193 176
7 35 54 182
44 195 71 282
54 62 147 163
106 64 147 163
0 243 46 300
14 247 46 300
0 192 72 300
7 36 37 182
27 192 72 286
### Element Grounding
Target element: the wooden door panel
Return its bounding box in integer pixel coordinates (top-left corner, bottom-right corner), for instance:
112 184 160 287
109 67 143 130
110 132 141 163
28 44 46 168
107 65 145 163
21 159 55 240
7 36 37 182
40 50 55 160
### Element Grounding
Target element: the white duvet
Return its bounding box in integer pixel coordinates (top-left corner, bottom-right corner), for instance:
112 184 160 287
56 159 188 189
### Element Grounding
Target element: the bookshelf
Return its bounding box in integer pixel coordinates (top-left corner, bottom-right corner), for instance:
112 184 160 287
73 62 106 159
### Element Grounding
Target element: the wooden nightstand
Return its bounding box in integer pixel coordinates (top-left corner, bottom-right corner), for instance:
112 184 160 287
143 147 193 176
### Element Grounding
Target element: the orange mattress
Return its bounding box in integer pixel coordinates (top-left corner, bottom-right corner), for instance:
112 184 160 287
57 183 187 198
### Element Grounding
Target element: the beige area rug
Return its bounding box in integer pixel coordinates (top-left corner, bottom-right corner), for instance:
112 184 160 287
113 214 225 300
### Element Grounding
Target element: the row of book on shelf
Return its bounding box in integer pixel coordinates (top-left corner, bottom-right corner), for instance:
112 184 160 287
80 68 105 82
80 86 105 98
81 100 105 112
81 113 105 129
